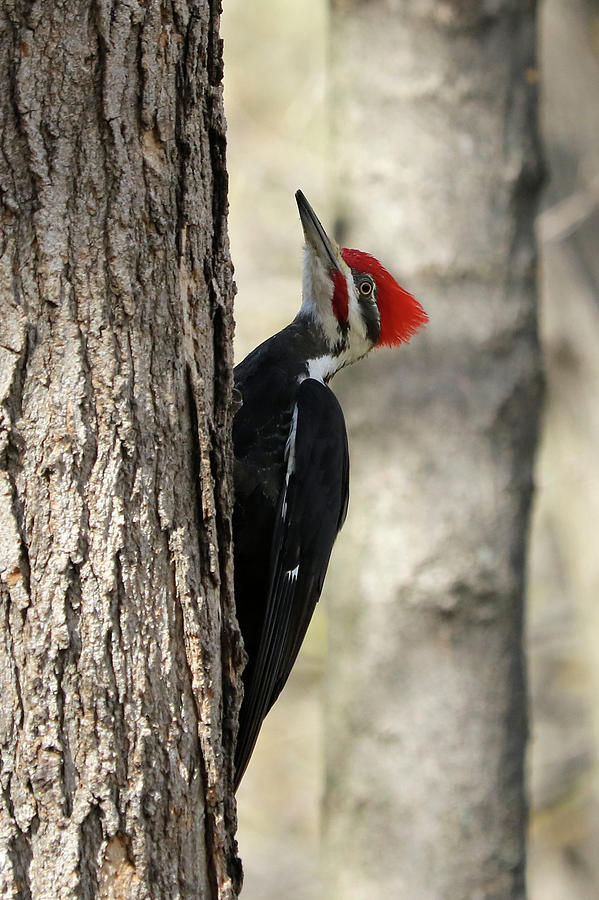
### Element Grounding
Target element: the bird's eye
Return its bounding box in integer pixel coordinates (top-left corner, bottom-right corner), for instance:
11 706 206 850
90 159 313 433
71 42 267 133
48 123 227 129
359 280 373 296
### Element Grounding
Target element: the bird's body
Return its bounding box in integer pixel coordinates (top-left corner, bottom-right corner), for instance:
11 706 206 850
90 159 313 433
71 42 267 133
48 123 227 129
232 192 427 789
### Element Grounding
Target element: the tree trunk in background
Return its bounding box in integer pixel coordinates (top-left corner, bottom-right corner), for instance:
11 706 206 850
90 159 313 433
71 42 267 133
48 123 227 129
528 1 599 896
0 2 241 897
324 2 543 897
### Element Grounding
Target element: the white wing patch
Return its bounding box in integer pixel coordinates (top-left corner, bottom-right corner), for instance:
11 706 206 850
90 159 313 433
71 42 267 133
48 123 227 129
281 404 298 521
286 564 299 582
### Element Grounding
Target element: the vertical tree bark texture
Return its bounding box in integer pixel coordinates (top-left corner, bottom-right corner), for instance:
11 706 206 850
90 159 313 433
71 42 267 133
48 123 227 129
0 2 240 897
324 1 542 897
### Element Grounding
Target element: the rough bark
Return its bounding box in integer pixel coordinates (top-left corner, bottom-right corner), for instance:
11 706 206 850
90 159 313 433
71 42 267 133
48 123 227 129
0 2 241 898
324 1 543 897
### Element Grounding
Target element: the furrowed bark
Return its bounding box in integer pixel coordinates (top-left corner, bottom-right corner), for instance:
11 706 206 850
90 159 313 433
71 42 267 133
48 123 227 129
324 1 543 897
0 1 241 897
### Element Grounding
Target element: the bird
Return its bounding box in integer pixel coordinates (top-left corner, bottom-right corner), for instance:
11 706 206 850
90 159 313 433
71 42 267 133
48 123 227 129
232 190 428 790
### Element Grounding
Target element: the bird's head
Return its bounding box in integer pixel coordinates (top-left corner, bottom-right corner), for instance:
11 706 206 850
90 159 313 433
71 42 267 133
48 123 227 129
296 190 427 376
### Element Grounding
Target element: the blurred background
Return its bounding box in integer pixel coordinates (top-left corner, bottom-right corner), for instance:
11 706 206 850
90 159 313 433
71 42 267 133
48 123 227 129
222 0 599 897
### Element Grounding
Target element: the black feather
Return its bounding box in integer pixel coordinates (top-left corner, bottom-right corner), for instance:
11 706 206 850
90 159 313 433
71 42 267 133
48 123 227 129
233 327 349 790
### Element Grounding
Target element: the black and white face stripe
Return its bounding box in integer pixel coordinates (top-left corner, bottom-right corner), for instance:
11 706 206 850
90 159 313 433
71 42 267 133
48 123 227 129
352 271 380 345
301 269 382 383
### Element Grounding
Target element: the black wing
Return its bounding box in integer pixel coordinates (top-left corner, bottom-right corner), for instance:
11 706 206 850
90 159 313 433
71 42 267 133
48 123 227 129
234 378 349 789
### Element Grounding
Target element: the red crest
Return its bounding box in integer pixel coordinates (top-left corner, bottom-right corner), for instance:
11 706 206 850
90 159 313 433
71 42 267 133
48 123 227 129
341 249 428 347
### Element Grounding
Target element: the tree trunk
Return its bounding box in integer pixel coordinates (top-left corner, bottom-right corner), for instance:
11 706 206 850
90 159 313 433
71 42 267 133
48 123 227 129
528 1 599 896
0 2 240 897
324 2 543 897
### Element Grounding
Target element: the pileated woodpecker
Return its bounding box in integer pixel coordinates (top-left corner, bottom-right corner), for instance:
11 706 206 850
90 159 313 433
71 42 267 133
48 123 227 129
233 191 427 789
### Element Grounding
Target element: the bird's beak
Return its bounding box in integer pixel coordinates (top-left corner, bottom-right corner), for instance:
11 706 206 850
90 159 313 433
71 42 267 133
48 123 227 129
295 190 344 274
